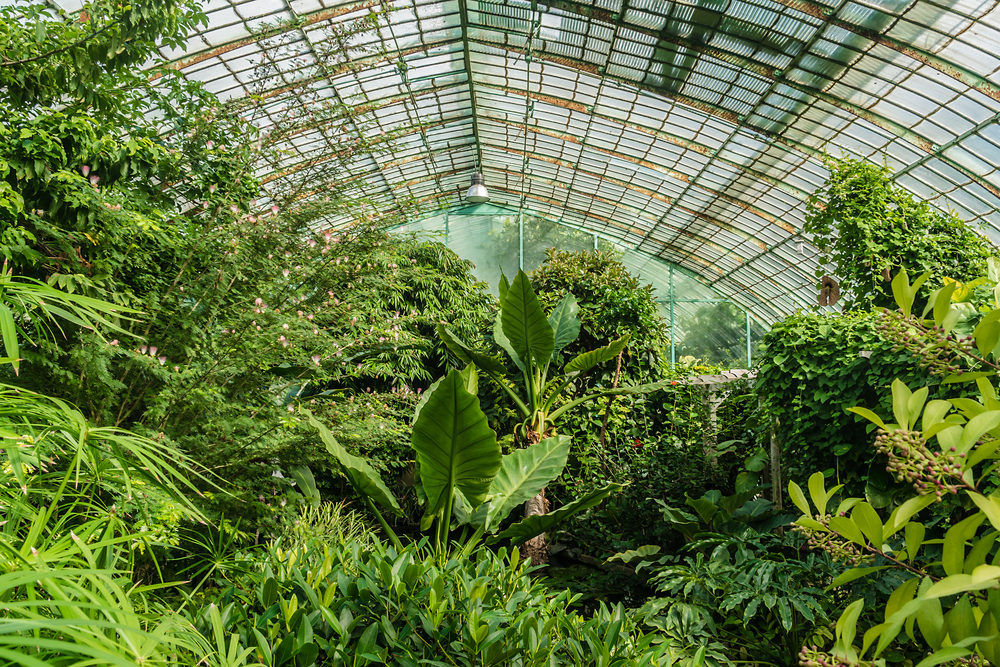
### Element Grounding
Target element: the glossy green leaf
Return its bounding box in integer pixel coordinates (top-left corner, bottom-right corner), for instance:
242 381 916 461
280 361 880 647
851 502 883 548
788 480 810 515
0 303 18 374
493 314 525 374
916 579 946 650
828 566 890 589
547 294 580 358
892 379 914 430
829 515 867 546
846 406 885 428
498 271 510 302
564 334 630 375
500 270 554 367
437 324 506 374
485 435 571 531
608 545 661 564
905 522 926 562
885 494 936 538
835 599 865 654
959 411 1000 453
914 647 973 667
943 514 986 576
289 465 320 508
493 483 621 545
974 310 1000 356
805 471 840 516
411 368 501 516
924 565 1000 599
308 412 402 515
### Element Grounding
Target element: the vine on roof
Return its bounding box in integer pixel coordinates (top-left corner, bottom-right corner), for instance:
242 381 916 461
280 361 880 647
804 156 994 310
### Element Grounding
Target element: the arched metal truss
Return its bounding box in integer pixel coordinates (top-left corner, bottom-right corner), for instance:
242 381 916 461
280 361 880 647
43 0 1000 321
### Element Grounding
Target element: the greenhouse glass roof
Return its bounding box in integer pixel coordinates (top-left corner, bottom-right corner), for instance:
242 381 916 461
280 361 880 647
41 0 1000 322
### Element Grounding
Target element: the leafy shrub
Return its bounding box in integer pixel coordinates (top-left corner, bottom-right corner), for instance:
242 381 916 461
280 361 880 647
196 535 685 666
529 247 668 385
618 488 845 666
756 310 940 499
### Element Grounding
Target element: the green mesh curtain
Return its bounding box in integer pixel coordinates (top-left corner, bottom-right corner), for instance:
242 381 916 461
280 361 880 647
395 204 766 368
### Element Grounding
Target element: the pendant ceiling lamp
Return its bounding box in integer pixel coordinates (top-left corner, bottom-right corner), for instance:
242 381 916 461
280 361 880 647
465 171 490 203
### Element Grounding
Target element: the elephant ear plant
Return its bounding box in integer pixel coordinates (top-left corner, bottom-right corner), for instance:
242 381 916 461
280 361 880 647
437 270 666 562
307 365 621 557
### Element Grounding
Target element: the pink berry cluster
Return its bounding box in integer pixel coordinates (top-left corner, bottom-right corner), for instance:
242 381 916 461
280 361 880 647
798 645 854 667
874 428 967 498
794 514 869 565
876 310 975 376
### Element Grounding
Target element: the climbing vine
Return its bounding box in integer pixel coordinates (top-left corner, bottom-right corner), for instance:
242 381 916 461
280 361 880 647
805 157 994 309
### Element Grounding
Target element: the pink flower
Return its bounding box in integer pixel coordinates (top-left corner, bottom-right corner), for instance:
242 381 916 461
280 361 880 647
311 355 321 366
254 298 263 306
230 205 239 213
271 205 279 214
278 335 288 347
109 339 119 346
140 345 148 354
206 140 214 150
89 174 100 186
282 323 289 330
81 165 90 177
209 184 217 194
149 346 158 356
158 356 166 365
282 269 290 278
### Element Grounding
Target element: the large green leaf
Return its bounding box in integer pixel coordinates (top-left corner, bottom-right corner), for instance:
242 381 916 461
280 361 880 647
0 303 18 374
547 294 580 359
485 435 571 530
498 271 510 303
306 412 401 515
411 368 501 517
492 483 622 545
437 324 506 374
564 334 630 374
289 465 320 508
500 270 554 367
493 314 525 374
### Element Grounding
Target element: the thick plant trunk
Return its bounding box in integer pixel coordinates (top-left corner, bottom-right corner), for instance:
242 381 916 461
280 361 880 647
520 427 550 566
522 489 551 565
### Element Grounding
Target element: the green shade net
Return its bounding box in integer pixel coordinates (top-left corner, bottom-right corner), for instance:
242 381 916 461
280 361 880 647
395 203 765 367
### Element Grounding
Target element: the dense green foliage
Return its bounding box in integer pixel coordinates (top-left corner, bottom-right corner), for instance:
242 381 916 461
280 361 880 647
756 311 937 497
805 157 994 308
530 247 667 384
788 265 1000 665
11 2 1000 666
198 533 682 666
